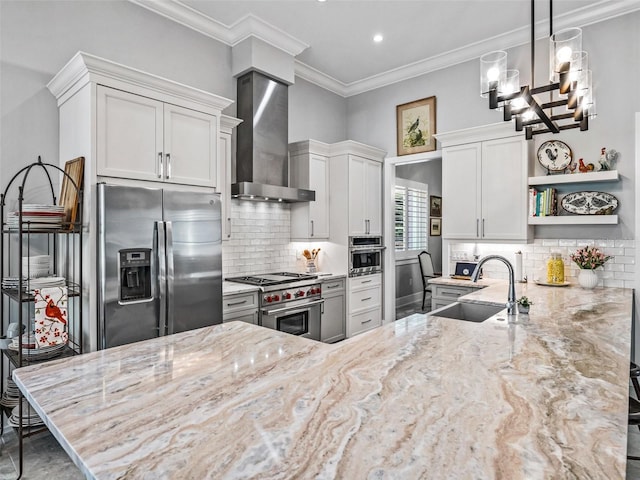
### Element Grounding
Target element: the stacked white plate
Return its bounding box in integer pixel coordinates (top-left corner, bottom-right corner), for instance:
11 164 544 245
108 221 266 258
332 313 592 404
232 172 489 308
0 377 20 408
8 398 44 429
1 276 65 292
8 333 66 361
6 204 65 230
22 255 51 278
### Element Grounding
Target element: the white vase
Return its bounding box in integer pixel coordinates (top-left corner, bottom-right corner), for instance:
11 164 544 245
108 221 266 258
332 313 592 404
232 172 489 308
578 269 599 289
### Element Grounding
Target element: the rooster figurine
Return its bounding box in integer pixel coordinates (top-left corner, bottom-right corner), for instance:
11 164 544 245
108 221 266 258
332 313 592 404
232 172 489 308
45 299 67 325
578 158 595 173
567 160 577 174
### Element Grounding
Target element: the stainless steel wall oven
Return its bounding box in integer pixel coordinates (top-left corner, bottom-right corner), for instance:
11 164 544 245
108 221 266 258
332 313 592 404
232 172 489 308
349 236 384 277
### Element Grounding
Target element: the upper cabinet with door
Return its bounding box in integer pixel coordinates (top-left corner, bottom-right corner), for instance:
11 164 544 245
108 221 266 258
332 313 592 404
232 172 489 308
48 52 234 191
437 123 532 242
289 140 331 240
328 141 385 238
97 87 218 188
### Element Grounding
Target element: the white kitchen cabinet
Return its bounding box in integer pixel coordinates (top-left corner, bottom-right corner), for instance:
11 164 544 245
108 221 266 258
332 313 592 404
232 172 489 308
47 52 234 350
222 291 260 325
220 115 242 240
289 140 331 240
347 274 382 337
97 86 218 188
321 277 346 343
348 156 382 236
438 123 531 242
431 283 482 310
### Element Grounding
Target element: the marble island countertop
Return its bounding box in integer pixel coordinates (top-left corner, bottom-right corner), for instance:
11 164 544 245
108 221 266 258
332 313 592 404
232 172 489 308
14 282 632 479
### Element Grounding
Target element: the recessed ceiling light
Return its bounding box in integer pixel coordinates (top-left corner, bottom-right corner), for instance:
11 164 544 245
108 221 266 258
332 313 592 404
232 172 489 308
317 0 326 2
373 34 383 43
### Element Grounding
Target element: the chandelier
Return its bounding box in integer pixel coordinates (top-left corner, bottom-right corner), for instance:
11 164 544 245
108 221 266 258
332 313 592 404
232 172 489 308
480 0 595 139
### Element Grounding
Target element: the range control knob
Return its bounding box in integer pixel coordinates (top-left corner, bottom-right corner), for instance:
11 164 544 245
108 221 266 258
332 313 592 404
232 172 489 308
296 290 305 298
265 295 273 303
284 292 292 300
273 294 280 302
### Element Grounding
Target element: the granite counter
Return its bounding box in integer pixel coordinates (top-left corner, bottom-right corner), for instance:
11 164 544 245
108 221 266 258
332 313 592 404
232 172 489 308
14 283 633 479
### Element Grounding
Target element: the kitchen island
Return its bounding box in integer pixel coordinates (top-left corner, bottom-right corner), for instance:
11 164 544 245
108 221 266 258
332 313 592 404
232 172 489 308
14 282 632 479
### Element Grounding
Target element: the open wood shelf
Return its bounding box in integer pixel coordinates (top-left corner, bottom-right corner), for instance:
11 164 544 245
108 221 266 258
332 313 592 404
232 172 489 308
528 170 619 186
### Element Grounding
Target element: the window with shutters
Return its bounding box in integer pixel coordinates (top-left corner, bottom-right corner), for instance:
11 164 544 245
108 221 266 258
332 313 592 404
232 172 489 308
394 179 429 252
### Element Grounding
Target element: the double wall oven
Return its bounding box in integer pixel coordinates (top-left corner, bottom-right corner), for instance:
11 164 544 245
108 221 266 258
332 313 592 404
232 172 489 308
349 236 384 277
226 273 323 341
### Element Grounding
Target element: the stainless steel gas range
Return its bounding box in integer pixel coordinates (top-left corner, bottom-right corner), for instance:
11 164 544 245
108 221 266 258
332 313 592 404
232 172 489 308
225 272 323 341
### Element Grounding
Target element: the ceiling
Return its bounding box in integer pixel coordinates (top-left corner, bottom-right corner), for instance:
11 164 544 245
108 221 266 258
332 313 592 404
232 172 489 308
132 0 640 96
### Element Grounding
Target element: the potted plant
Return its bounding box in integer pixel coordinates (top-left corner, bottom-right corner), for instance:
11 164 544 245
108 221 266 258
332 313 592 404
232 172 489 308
570 246 612 289
516 296 533 314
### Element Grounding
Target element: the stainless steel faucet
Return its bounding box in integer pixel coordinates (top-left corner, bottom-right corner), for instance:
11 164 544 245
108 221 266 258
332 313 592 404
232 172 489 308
471 255 516 315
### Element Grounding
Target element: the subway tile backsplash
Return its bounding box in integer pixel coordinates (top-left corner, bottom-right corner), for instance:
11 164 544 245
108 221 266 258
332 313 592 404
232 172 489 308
448 239 636 289
222 200 298 276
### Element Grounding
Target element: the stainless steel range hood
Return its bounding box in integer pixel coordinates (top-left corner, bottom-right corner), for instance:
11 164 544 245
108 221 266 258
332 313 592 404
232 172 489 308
232 71 315 203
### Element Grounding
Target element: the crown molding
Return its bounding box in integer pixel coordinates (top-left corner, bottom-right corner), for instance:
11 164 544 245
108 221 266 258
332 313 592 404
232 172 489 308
130 0 640 98
129 0 308 56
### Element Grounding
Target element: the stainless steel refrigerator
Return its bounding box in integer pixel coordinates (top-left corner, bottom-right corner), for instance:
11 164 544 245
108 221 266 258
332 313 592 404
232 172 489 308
97 183 222 349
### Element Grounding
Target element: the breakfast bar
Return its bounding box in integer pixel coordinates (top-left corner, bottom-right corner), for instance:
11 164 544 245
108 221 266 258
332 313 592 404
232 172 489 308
13 282 633 479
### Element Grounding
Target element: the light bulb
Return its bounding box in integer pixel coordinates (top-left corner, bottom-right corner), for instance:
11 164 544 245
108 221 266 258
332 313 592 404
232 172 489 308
487 67 500 81
511 97 527 109
522 109 535 121
557 46 572 62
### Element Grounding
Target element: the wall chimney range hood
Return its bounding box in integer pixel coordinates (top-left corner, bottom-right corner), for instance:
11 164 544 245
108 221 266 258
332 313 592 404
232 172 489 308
232 71 315 203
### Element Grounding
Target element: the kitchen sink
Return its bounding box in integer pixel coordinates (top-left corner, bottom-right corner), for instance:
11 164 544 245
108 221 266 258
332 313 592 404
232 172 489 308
429 302 505 323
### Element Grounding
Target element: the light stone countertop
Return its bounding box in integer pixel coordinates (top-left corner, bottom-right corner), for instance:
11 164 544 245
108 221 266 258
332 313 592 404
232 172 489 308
14 283 632 479
222 281 261 295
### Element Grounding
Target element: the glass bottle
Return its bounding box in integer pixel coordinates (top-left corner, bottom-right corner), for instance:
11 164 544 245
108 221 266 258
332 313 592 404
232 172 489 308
546 253 565 284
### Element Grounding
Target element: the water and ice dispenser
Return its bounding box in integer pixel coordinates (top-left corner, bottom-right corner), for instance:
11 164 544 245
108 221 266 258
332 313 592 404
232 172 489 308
119 249 152 302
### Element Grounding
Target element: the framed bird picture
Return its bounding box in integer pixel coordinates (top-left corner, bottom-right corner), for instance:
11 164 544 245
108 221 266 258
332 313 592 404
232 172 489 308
396 96 437 156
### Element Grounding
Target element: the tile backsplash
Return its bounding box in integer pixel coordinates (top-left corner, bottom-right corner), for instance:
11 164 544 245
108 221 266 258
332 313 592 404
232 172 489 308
222 200 298 276
449 239 635 288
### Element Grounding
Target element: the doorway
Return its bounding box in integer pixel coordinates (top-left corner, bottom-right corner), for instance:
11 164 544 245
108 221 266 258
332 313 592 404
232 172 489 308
383 151 442 322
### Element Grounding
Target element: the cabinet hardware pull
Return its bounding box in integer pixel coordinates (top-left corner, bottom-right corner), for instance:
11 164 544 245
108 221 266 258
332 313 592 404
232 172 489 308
361 279 372 284
158 152 163 179
310 220 314 237
226 300 248 306
327 283 340 289
361 318 372 324
227 217 231 238
166 153 171 179
476 218 479 237
361 297 372 301
482 218 485 237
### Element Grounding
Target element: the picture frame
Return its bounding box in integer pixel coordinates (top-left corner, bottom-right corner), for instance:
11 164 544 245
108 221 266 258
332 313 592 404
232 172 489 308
430 195 442 217
396 96 437 156
430 217 441 237
59 156 84 231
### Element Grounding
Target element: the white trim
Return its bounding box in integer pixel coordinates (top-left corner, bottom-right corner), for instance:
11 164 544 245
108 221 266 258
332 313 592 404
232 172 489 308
635 111 640 362
129 0 308 56
129 0 640 97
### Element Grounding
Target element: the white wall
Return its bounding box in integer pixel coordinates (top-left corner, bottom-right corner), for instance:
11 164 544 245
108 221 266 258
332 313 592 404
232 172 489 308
347 12 640 240
289 78 347 143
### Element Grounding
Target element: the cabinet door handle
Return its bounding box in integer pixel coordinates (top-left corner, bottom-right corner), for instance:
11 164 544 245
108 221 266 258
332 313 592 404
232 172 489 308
227 217 231 238
361 297 372 302
166 153 171 179
482 218 485 237
365 219 370 234
310 220 314 237
326 283 341 289
226 299 248 306
158 152 163 179
361 318 372 324
361 279 373 284
476 218 479 237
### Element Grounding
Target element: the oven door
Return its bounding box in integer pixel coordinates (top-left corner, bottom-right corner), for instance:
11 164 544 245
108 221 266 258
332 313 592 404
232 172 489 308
261 299 323 341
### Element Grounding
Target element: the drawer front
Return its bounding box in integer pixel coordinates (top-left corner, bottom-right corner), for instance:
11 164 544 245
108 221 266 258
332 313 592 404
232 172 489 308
349 307 382 337
223 292 258 314
431 299 454 311
223 309 259 325
350 274 381 290
349 286 381 313
432 285 475 300
322 278 345 297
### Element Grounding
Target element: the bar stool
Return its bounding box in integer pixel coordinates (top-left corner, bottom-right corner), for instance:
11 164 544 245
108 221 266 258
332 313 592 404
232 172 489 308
629 396 640 461
631 361 640 399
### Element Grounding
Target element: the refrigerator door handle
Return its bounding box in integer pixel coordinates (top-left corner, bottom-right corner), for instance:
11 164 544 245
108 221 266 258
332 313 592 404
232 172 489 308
165 221 175 335
156 221 167 336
